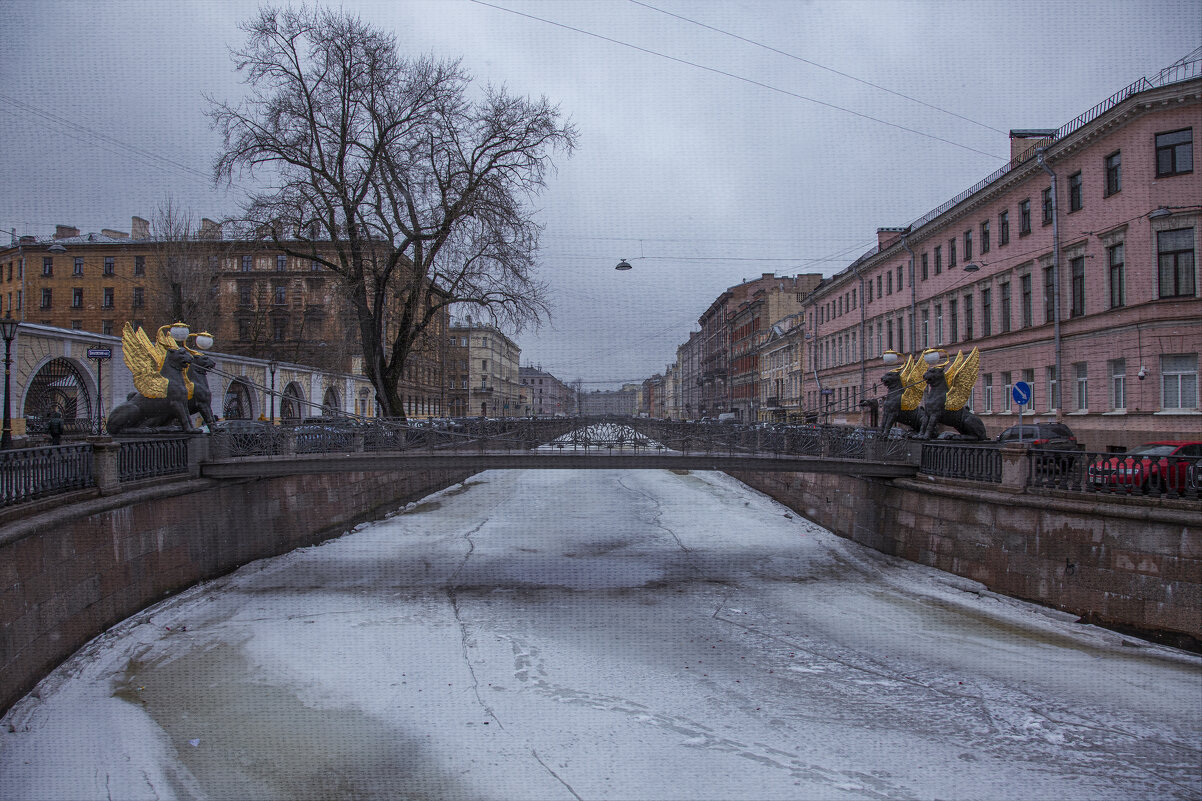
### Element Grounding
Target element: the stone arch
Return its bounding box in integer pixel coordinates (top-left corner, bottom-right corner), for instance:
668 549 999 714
21 356 96 436
280 381 305 423
222 377 257 420
322 385 341 416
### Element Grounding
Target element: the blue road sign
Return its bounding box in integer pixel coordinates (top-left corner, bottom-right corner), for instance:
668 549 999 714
1012 381 1031 406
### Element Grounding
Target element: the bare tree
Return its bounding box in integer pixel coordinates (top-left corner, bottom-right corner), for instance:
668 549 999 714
147 197 224 332
207 5 577 417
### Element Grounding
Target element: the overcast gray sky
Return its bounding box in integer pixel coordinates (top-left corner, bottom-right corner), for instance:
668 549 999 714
2 0 1198 388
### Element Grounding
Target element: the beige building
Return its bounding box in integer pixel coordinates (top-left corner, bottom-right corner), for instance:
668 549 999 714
756 312 808 422
449 319 523 417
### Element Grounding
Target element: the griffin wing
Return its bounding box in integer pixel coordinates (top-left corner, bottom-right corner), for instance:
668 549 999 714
122 322 169 398
900 355 924 411
945 348 980 411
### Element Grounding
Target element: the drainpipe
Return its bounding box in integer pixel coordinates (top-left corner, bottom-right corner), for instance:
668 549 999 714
850 260 867 409
900 232 917 354
1037 148 1062 415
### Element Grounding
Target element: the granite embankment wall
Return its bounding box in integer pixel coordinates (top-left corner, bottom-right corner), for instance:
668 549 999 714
0 469 474 714
728 469 1201 645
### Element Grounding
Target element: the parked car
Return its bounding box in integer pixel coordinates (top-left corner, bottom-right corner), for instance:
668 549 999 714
996 422 1078 448
1087 441 1202 493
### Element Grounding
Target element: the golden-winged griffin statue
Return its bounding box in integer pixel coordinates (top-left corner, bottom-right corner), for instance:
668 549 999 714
106 323 218 435
880 347 987 440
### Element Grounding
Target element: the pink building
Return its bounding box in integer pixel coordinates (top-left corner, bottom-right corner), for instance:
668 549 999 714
806 63 1200 451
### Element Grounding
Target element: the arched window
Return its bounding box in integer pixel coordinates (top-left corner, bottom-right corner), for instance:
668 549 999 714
280 382 305 422
223 379 255 420
24 357 93 435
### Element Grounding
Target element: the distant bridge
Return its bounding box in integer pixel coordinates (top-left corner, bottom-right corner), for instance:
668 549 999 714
199 418 920 479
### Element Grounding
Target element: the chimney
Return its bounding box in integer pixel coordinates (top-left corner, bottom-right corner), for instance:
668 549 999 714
55 225 80 240
199 218 222 239
101 229 129 239
131 216 150 239
876 227 908 250
1009 129 1057 163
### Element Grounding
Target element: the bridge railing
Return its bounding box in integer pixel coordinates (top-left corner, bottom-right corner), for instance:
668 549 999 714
919 441 1003 483
0 443 95 507
118 437 190 482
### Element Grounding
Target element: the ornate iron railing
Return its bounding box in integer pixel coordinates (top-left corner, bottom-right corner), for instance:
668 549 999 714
118 438 189 482
920 441 1002 483
0 443 95 507
1030 448 1201 502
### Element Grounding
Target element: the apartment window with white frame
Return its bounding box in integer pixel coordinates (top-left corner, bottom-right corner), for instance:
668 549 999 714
1001 372 1012 411
1074 362 1088 411
935 304 943 345
1047 366 1059 411
983 374 994 413
1160 354 1198 410
921 309 929 348
1109 358 1126 410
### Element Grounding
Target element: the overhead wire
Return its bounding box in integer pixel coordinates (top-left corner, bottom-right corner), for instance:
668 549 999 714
628 0 1009 136
466 0 1005 160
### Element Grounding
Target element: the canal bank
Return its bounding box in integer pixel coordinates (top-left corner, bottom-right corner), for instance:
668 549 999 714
0 468 476 714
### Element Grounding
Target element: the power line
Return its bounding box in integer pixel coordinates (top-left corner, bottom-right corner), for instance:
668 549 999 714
467 0 1005 161
628 0 1008 136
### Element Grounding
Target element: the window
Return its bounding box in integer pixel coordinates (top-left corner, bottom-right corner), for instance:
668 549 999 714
1104 151 1121 196
1000 281 1011 333
103 287 114 308
133 287 144 308
963 293 973 340
886 319 894 351
1160 354 1197 410
1020 274 1032 328
276 254 287 272
949 298 958 342
1070 256 1085 317
238 320 251 341
1109 359 1126 410
104 256 115 276
134 255 145 276
1047 366 1059 411
983 373 994 413
1041 187 1053 225
42 257 53 277
1075 362 1088 411
40 288 52 308
934 246 942 275
866 281 873 303
1019 200 1031 235
238 284 252 307
73 257 83 276
980 221 990 254
1044 265 1055 323
273 285 286 304
1001 372 1012 411
1157 228 1195 298
886 272 893 295
897 264 903 289
948 238 956 269
72 287 83 308
240 255 253 272
964 229 972 261
71 320 82 330
101 320 113 336
1068 172 1082 212
921 253 929 281
921 309 929 348
1108 243 1125 308
311 258 322 272
935 303 943 345
1155 128 1193 177
999 210 1010 245
981 288 992 337
272 316 287 341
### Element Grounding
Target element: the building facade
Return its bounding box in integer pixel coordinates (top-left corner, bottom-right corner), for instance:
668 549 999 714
806 66 1201 448
519 366 576 417
449 319 523 417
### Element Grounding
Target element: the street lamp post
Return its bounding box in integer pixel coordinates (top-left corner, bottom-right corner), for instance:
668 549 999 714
268 360 278 424
1 313 19 448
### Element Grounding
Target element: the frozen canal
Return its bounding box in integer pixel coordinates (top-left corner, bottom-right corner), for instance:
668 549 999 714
2 468 1200 800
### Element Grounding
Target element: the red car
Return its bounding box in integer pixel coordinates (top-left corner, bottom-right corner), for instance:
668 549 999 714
1088 441 1202 493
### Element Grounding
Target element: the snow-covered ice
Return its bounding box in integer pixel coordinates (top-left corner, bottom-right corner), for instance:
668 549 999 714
2 468 1199 800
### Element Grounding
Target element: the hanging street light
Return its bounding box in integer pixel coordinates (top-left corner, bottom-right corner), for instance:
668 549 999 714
615 259 632 271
